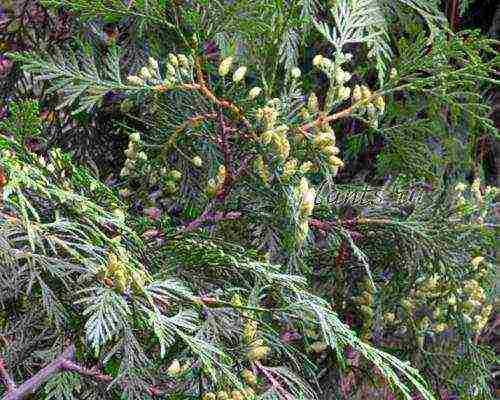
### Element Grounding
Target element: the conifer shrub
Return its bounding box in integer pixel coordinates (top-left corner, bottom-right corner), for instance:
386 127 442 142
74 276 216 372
0 1 498 400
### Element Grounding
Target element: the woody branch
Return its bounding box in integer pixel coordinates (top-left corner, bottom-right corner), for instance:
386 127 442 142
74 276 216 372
0 345 165 400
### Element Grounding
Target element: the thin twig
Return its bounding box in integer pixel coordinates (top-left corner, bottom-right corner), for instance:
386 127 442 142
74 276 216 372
216 153 256 202
218 111 235 178
163 113 217 152
181 210 241 232
59 360 113 384
298 93 383 136
154 82 252 130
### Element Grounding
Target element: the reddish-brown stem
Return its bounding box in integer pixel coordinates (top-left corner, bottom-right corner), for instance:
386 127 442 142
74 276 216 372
254 362 295 400
218 111 235 180
60 360 113 384
298 96 376 136
183 210 397 235
1 345 75 400
165 112 218 149
0 345 166 400
157 77 365 139
182 210 242 232
154 82 252 130
215 153 256 203
0 359 16 394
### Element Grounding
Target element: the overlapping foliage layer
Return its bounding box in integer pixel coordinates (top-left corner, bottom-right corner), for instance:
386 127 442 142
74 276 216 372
0 1 498 400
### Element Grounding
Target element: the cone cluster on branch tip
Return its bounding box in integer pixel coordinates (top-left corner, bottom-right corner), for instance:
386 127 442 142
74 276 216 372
291 67 301 79
242 320 270 363
399 254 493 336
218 57 234 77
241 369 258 386
351 84 385 127
217 56 247 83
254 155 270 185
281 158 298 181
311 53 352 106
454 182 467 192
309 341 328 354
233 66 247 83
390 67 398 79
191 155 203 167
293 177 317 243
256 99 291 161
127 53 194 89
167 359 181 375
383 312 396 324
307 93 319 113
462 278 493 332
202 387 256 400
311 120 343 176
471 177 483 205
248 86 262 100
452 177 497 221
206 165 227 197
120 133 145 177
157 168 181 195
99 249 151 294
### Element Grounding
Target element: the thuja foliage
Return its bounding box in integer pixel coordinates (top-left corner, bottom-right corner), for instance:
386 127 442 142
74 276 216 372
0 1 498 400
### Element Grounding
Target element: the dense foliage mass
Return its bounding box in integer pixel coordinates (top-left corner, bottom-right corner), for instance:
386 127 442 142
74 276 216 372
0 1 498 400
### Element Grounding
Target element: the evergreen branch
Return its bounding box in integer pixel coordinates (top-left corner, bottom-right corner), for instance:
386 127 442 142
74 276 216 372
7 47 138 114
78 287 132 353
298 92 383 135
153 82 253 132
40 0 175 29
